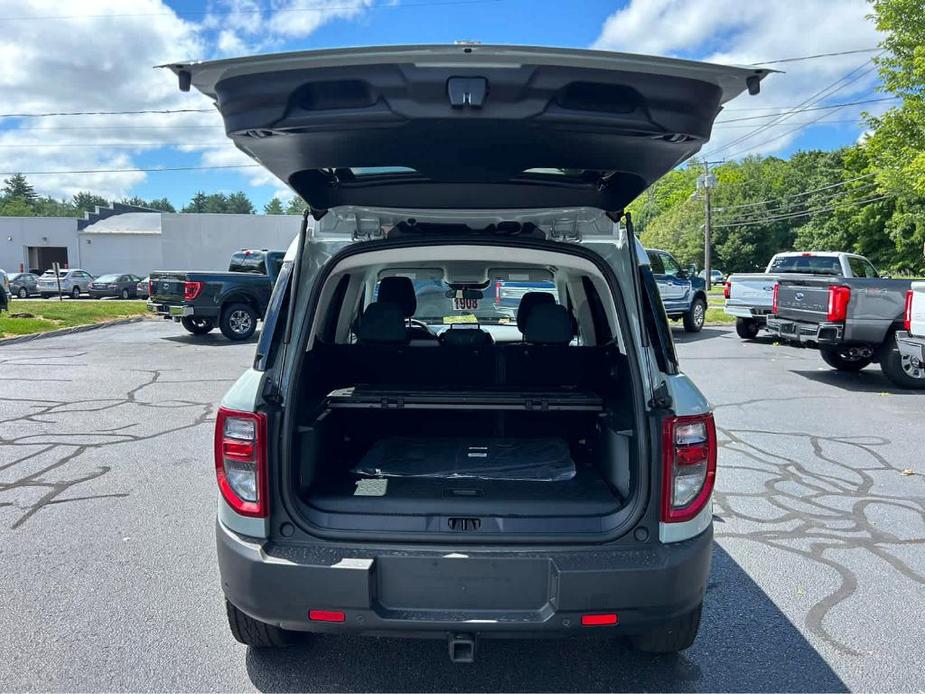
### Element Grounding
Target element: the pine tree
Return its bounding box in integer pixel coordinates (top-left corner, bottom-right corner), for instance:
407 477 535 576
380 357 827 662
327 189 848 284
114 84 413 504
1 173 37 204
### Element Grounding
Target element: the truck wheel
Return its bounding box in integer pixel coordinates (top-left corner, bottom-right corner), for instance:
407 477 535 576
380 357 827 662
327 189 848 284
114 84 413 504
735 317 759 339
220 303 257 341
181 316 215 335
683 297 706 333
630 603 702 653
880 338 925 389
820 349 871 372
225 600 303 648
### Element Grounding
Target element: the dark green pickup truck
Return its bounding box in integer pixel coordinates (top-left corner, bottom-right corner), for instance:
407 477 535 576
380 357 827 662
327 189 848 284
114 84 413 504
148 249 285 340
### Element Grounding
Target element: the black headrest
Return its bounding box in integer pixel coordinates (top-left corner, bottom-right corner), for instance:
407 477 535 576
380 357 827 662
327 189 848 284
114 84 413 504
356 303 408 344
378 277 417 318
440 326 493 347
516 291 556 333
523 303 575 345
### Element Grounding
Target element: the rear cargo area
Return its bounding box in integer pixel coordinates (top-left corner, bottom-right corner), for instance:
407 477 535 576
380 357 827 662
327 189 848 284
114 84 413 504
289 342 637 539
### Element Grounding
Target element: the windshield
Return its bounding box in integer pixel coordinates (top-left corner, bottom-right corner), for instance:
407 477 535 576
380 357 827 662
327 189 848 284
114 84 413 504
95 274 120 282
768 255 842 276
375 279 559 326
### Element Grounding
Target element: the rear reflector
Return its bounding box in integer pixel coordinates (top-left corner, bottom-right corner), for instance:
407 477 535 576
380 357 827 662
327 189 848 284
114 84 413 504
771 284 779 314
582 613 618 626
904 290 913 331
309 610 346 623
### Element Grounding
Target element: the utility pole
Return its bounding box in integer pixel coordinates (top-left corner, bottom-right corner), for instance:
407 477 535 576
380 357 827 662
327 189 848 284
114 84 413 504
697 162 717 290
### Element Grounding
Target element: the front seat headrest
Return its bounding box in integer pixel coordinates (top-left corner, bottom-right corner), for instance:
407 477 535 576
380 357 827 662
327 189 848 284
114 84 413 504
378 276 417 318
523 303 575 345
356 303 409 344
516 291 556 333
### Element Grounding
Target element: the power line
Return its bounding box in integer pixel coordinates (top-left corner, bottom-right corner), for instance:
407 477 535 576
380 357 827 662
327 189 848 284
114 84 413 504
0 0 502 21
714 117 867 129
1 125 224 131
713 182 881 224
715 97 897 123
0 107 212 118
713 173 877 212
704 57 881 158
749 47 881 66
0 164 261 176
713 194 892 228
0 142 230 148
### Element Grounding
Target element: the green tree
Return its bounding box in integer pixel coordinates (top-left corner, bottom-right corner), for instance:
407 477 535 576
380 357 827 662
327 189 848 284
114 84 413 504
146 197 176 213
182 191 209 213
1 173 37 205
264 197 285 214
285 197 308 215
33 196 76 217
0 197 35 217
72 192 110 216
226 191 255 214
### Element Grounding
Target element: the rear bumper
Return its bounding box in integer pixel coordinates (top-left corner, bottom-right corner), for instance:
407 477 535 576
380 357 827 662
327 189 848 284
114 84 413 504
147 301 218 319
217 519 713 637
897 331 925 362
89 289 117 298
766 317 843 345
724 303 770 321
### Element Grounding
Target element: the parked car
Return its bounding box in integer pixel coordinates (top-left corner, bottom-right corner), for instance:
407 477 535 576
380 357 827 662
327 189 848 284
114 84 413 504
88 273 145 299
647 248 708 332
765 263 922 388
699 269 726 284
36 268 94 299
148 249 285 340
167 44 768 657
493 279 558 318
0 269 9 310
8 272 39 298
896 282 925 380
724 251 879 339
136 276 150 299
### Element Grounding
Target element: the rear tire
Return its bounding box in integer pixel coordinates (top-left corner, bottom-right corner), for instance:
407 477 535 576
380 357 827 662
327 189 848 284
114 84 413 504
820 348 871 372
880 336 925 389
683 297 706 333
220 302 258 341
225 600 302 648
17 287 27 299
181 316 215 335
735 317 760 339
71 286 81 299
630 603 702 653
120 288 130 300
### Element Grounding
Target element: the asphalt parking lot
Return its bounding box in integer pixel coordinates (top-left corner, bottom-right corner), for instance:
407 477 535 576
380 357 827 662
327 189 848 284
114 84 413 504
1 321 923 692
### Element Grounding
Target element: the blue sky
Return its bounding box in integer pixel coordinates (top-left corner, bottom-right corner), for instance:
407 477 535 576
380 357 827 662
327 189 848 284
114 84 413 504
0 0 885 212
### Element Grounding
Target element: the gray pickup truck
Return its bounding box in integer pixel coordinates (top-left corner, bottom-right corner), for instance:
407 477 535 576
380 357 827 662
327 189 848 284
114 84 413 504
766 272 923 388
725 251 880 339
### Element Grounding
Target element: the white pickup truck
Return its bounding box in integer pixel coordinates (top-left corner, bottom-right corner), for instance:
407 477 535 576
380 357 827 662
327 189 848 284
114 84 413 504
897 282 925 374
724 251 881 339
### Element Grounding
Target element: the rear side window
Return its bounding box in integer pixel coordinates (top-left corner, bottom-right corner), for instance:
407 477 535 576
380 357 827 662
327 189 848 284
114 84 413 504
769 255 841 276
646 251 665 275
254 261 293 370
639 266 678 374
229 252 267 275
847 256 879 278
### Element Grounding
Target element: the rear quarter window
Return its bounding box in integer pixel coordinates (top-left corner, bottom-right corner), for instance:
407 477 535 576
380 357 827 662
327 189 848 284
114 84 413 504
229 252 267 274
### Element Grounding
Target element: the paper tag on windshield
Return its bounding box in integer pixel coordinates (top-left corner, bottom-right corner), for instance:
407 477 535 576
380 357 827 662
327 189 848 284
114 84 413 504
354 478 388 496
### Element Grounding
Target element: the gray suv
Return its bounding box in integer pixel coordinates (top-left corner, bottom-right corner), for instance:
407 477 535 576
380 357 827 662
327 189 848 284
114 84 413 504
168 44 768 660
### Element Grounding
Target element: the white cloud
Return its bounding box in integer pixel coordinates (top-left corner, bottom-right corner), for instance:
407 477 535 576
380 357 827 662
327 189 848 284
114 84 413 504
0 0 381 201
592 0 883 159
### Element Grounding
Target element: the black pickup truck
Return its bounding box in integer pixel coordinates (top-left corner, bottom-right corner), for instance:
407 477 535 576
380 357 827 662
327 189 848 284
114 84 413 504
148 249 285 340
766 274 923 389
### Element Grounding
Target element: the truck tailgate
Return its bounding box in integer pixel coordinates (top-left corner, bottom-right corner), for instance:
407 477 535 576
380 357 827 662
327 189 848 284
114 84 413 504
775 279 834 323
729 274 776 307
911 282 925 337
149 272 189 303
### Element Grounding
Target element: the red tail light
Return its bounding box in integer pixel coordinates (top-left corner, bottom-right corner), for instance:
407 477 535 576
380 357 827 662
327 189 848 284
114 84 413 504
826 285 851 322
495 280 502 303
214 407 267 517
184 280 204 301
309 610 346 623
904 290 913 331
723 281 731 300
771 284 779 314
582 613 619 626
661 414 717 523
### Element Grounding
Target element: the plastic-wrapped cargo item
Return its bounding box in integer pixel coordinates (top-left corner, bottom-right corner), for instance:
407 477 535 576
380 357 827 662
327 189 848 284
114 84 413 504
352 437 575 482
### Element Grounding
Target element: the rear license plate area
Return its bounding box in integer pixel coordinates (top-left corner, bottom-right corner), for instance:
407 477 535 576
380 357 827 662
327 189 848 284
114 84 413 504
375 556 552 611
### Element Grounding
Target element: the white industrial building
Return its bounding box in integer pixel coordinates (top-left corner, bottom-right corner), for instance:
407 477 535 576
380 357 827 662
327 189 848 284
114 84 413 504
0 205 301 277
